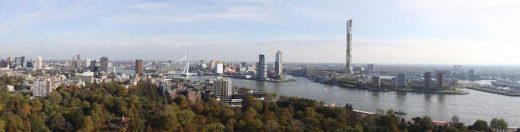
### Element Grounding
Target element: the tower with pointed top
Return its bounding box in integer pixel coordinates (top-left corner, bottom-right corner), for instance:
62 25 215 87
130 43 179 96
346 19 353 75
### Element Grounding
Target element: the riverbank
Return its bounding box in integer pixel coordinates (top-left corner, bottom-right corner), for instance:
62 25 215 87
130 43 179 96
190 75 520 127
466 86 520 97
221 75 297 82
327 81 468 95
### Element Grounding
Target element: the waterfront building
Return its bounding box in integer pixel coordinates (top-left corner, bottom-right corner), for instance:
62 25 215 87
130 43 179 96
437 72 444 89
135 59 144 76
100 57 109 73
36 56 43 70
257 54 267 80
345 19 354 75
396 73 407 88
468 69 478 80
367 64 375 74
216 63 224 75
275 50 283 78
424 72 432 89
371 75 381 88
213 78 233 103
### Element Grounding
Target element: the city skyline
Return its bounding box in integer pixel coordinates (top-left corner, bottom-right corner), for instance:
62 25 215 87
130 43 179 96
1 0 520 65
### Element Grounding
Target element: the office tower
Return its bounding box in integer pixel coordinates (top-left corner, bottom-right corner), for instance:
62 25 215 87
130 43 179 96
213 78 233 103
200 60 207 70
371 75 381 88
84 58 91 68
0 60 7 68
15 56 25 68
36 56 43 70
26 60 34 69
257 54 267 80
6 57 12 68
437 72 444 89
135 59 144 76
345 19 353 75
89 60 98 72
275 50 283 77
468 69 478 80
216 63 224 74
367 64 375 74
100 57 109 73
397 73 407 88
72 54 81 68
424 72 432 88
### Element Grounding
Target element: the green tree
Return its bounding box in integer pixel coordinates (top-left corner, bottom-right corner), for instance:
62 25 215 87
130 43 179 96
177 110 196 127
78 116 94 132
471 120 490 132
490 118 508 132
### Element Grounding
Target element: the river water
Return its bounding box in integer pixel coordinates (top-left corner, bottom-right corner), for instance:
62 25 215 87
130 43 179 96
191 76 520 127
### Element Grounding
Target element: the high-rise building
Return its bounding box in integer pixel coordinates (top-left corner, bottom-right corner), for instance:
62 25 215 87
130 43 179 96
468 69 478 80
84 58 91 68
72 54 81 68
345 19 353 75
100 57 109 73
15 56 25 68
89 60 98 72
371 75 381 88
257 54 267 80
0 60 7 68
396 73 407 88
216 63 224 74
6 57 12 68
135 59 144 76
424 72 432 88
275 50 283 78
437 72 444 89
213 78 233 103
26 60 34 69
367 64 375 74
200 60 207 70
36 56 43 70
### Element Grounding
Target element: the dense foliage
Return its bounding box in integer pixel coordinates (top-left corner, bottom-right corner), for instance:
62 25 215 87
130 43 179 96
0 77 509 132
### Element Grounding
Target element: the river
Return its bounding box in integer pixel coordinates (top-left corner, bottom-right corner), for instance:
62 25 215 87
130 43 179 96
190 76 520 127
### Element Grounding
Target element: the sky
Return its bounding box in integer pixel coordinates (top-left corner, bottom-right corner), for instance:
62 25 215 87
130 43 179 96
1 0 520 65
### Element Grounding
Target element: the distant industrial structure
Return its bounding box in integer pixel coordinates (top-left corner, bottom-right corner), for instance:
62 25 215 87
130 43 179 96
345 19 353 75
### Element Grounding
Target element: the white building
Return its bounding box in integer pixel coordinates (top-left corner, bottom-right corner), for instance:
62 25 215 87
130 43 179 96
84 58 91 68
216 63 224 74
213 78 232 103
32 79 52 97
35 56 43 70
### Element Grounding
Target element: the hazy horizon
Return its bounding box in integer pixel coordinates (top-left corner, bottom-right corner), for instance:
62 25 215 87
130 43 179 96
1 0 520 65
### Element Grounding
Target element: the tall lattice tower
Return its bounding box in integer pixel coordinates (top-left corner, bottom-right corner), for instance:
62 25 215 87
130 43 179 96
346 19 353 75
